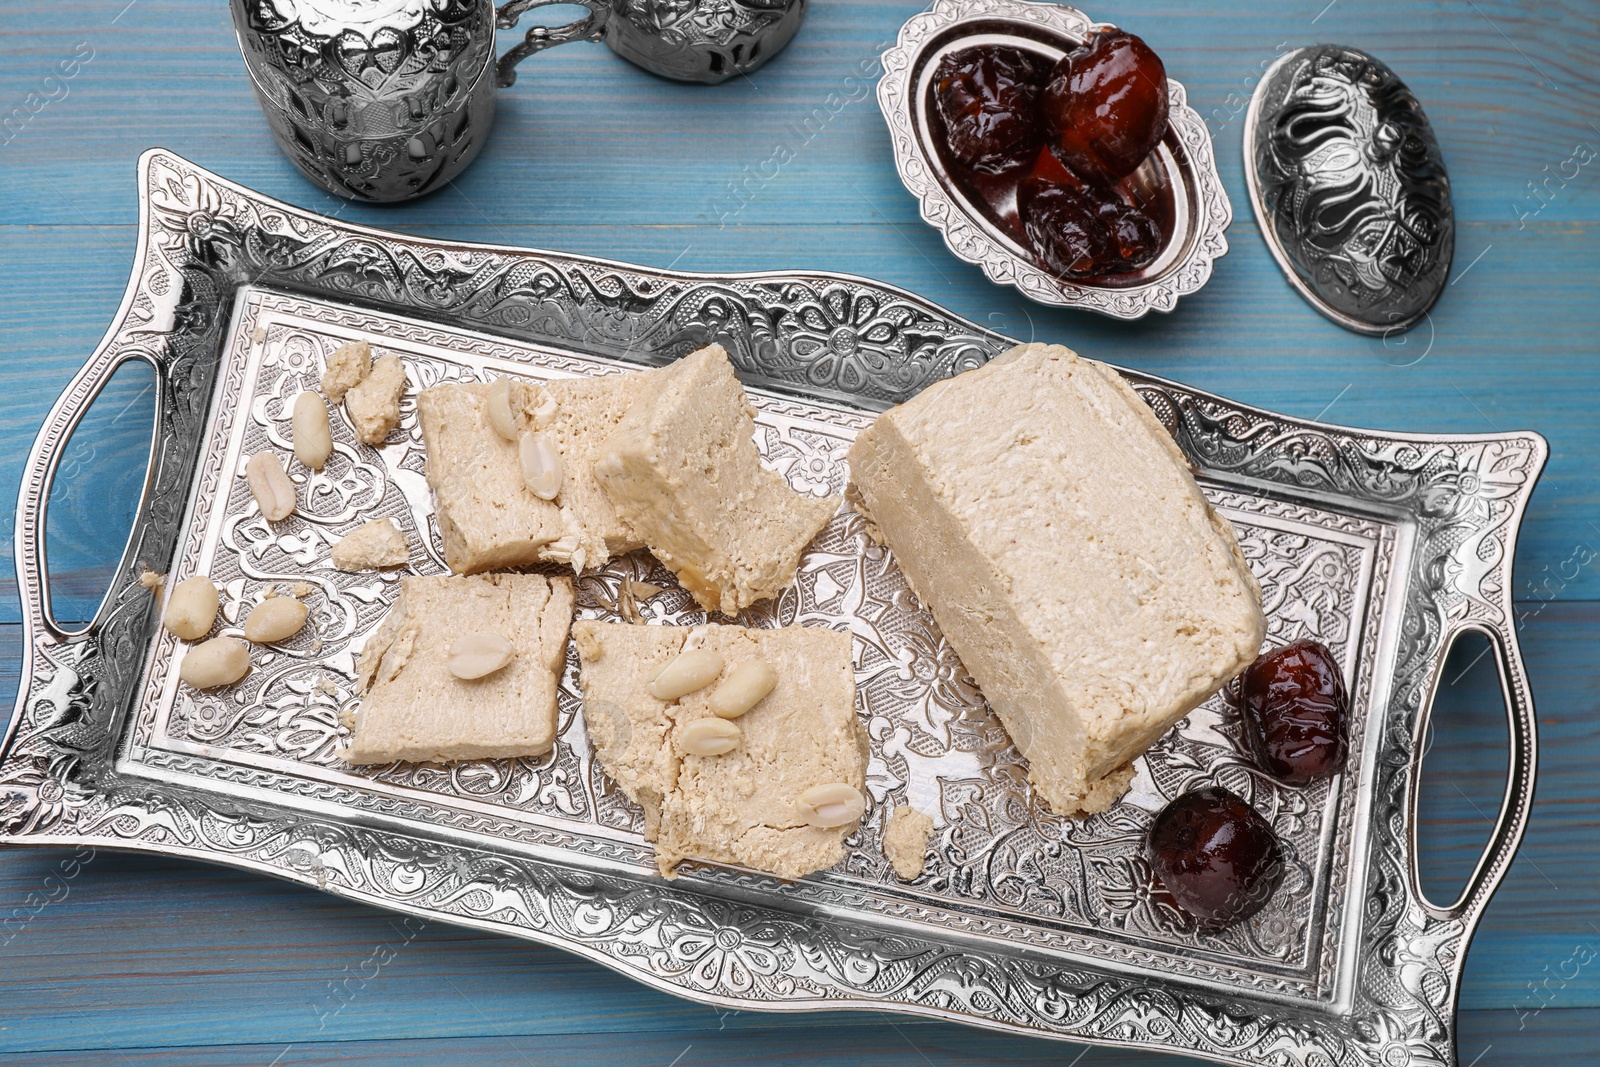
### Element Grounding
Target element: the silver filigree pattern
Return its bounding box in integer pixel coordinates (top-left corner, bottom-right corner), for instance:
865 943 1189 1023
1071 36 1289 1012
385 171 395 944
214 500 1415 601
1 152 1544 1067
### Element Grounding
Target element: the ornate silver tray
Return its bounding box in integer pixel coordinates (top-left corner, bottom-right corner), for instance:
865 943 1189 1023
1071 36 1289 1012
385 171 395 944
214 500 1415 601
3 152 1542 1067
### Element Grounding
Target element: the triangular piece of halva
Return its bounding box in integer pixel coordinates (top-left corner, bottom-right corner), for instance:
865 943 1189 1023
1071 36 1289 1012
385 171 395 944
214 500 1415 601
593 345 839 615
417 372 650 574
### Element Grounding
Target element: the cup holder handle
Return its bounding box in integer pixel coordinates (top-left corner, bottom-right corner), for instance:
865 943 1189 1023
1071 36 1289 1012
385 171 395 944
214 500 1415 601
495 0 610 88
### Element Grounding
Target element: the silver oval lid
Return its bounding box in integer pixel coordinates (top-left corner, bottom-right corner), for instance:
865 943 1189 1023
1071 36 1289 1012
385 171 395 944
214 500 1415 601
1244 45 1454 335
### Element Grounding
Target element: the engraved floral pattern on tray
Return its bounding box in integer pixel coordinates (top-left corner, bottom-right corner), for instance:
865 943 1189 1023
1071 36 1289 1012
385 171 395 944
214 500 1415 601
137 288 1394 991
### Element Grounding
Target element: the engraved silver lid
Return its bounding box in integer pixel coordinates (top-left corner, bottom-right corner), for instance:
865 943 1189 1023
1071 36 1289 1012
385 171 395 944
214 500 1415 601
1244 45 1454 335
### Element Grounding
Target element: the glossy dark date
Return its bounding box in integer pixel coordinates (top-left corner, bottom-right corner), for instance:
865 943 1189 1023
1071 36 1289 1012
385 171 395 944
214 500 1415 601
1147 786 1284 928
1239 640 1350 786
1020 179 1161 278
932 45 1045 174
1042 28 1169 185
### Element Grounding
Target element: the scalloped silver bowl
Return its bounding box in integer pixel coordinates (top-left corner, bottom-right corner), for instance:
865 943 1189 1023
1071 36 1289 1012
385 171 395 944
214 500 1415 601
877 0 1231 319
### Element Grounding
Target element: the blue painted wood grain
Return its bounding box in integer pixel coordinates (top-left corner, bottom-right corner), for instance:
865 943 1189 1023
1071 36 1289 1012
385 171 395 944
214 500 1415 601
1 0 1597 1061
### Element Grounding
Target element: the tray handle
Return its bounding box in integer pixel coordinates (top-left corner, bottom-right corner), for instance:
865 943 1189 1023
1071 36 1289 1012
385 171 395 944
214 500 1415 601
1409 618 1539 923
14 346 164 644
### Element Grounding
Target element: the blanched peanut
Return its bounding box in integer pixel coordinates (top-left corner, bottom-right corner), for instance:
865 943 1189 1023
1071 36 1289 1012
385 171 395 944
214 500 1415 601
519 431 563 500
246 452 296 520
486 377 518 442
679 718 740 756
529 388 558 429
179 637 251 689
292 391 333 469
647 648 724 701
448 631 514 680
709 660 777 719
796 783 866 828
243 596 309 644
163 575 219 641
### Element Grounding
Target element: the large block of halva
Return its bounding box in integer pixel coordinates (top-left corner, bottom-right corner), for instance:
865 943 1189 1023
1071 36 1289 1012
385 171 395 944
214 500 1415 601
847 343 1264 816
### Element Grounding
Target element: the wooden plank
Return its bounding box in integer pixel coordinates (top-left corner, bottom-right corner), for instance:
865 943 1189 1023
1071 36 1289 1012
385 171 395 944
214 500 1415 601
5 627 35 710
1 1 1598 226
0 601 1594 1054
0 1010 1586 1064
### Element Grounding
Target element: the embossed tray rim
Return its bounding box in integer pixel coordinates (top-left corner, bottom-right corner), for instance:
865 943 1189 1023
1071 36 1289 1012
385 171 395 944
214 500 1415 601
127 289 1379 1004
1 151 1545 1067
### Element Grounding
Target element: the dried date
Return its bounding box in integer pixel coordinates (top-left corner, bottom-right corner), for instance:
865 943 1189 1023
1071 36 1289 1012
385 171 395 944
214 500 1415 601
1042 28 1169 185
1020 179 1161 278
933 45 1046 174
1148 786 1285 928
1239 640 1350 786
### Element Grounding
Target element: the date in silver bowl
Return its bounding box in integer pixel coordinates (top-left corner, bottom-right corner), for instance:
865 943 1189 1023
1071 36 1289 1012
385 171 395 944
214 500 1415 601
876 0 1231 320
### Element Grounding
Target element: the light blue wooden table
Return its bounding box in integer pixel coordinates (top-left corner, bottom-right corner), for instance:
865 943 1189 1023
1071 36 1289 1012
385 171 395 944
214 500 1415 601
2 0 1597 1063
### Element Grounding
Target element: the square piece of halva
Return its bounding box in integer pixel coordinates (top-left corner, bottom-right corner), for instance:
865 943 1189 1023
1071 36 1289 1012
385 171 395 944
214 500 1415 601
573 621 864 880
593 345 839 615
529 371 653 573
847 343 1265 816
347 573 574 764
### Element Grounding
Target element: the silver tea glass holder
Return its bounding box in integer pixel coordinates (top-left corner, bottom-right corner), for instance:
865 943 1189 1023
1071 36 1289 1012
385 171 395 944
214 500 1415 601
231 0 808 202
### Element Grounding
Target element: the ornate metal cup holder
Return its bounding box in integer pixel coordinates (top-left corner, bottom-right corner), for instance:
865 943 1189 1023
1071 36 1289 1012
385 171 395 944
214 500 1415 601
3 151 1543 1067
230 0 808 201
